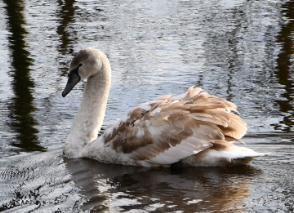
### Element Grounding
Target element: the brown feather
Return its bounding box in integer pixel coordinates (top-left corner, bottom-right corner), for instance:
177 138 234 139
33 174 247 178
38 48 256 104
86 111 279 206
103 86 247 163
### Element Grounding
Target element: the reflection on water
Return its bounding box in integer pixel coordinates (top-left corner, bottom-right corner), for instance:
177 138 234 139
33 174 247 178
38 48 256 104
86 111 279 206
57 0 75 54
0 151 260 212
0 0 294 212
66 158 260 212
274 0 294 132
57 0 76 75
3 0 45 151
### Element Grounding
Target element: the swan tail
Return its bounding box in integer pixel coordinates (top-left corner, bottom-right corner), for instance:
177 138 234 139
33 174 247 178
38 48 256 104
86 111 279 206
181 141 267 167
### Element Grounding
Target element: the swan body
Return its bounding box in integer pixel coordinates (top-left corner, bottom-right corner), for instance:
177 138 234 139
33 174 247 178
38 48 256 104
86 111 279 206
62 47 265 167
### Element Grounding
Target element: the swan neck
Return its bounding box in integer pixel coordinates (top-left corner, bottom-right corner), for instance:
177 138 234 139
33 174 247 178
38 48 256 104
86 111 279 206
64 61 111 158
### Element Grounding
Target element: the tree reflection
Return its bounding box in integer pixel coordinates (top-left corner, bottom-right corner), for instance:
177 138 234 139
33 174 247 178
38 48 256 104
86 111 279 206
3 0 45 151
275 1 294 132
56 0 76 75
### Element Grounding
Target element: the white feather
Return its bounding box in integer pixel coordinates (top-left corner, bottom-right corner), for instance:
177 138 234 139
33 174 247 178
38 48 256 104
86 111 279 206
150 107 161 116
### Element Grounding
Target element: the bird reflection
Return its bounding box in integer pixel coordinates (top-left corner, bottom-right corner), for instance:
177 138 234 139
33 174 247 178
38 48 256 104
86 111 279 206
65 158 260 212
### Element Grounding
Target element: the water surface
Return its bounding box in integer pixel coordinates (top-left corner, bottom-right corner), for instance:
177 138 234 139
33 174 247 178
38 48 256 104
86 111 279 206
0 0 294 212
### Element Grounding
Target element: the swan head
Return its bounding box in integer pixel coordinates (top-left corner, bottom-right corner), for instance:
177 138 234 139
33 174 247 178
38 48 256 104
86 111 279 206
62 48 105 97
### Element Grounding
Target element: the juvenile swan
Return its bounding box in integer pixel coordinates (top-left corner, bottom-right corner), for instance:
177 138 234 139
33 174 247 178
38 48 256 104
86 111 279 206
62 47 264 167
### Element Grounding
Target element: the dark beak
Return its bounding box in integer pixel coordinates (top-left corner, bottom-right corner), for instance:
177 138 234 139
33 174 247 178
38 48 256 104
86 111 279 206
62 65 81 97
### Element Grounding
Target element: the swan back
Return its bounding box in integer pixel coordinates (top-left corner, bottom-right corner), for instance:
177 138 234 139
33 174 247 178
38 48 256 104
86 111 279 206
96 87 248 166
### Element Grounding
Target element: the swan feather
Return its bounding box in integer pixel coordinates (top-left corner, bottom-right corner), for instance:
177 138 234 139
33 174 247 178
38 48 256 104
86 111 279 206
62 48 266 167
99 86 249 166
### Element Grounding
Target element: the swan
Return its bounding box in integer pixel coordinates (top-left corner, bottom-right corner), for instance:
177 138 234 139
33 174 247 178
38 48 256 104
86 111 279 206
62 47 264 167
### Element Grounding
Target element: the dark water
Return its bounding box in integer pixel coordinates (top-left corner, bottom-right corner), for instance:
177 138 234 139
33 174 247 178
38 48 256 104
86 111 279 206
0 0 294 212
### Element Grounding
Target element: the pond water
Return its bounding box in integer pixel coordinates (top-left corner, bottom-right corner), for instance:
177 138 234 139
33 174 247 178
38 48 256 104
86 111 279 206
0 0 294 212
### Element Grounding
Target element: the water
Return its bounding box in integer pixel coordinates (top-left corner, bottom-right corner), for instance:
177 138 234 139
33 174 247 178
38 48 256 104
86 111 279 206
0 0 293 212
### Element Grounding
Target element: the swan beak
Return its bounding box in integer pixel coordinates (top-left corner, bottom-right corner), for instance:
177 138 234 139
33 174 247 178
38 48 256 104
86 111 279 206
62 66 81 97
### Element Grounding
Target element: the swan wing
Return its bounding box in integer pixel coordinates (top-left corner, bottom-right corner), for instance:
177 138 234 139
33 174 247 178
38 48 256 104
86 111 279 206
102 87 247 166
